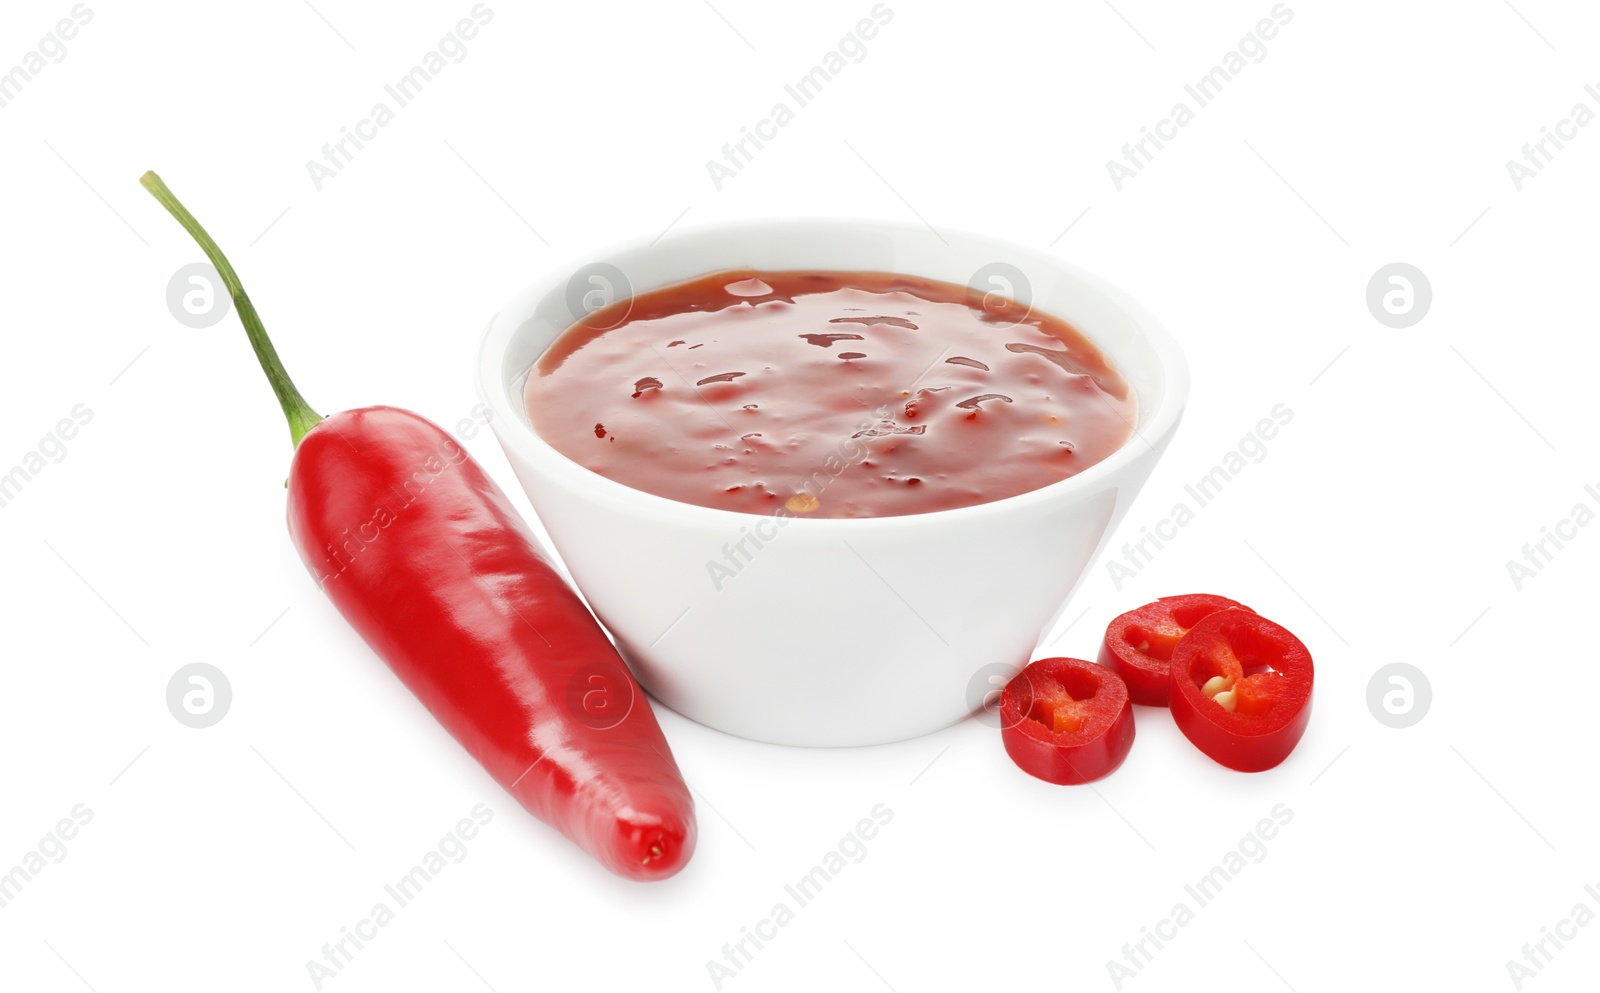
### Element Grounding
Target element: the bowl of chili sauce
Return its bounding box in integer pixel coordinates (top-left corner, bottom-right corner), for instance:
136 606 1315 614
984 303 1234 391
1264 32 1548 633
478 219 1188 746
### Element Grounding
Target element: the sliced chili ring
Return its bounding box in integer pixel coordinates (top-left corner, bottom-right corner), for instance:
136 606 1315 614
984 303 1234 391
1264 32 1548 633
1168 608 1313 772
1098 594 1251 706
1000 658 1135 785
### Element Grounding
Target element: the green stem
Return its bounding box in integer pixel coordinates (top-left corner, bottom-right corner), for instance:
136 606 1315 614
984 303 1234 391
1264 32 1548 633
139 171 323 447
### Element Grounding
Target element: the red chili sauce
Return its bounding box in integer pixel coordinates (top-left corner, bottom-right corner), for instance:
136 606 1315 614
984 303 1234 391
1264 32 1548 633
524 271 1136 519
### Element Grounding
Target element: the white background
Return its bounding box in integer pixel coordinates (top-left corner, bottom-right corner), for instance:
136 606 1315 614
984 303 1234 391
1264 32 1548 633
2 0 1597 990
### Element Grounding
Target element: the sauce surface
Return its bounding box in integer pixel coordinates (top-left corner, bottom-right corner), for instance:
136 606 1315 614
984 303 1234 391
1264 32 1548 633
525 270 1136 519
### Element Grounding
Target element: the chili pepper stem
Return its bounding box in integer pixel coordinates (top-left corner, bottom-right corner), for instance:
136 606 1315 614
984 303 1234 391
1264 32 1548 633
139 170 324 448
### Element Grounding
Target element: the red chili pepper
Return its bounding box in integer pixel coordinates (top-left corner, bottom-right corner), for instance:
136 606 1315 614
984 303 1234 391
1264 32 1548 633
1099 594 1250 706
141 172 696 880
1168 608 1313 772
999 658 1135 784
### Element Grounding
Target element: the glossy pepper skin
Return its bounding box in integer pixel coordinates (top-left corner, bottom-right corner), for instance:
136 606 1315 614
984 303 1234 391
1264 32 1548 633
287 407 697 879
1098 594 1250 706
136 171 695 881
999 657 1135 785
1168 608 1313 772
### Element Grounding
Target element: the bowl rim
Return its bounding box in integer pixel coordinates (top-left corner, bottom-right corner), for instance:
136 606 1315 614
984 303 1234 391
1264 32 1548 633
474 216 1189 531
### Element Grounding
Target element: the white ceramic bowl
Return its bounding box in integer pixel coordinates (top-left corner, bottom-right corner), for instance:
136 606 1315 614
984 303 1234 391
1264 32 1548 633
477 219 1187 747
